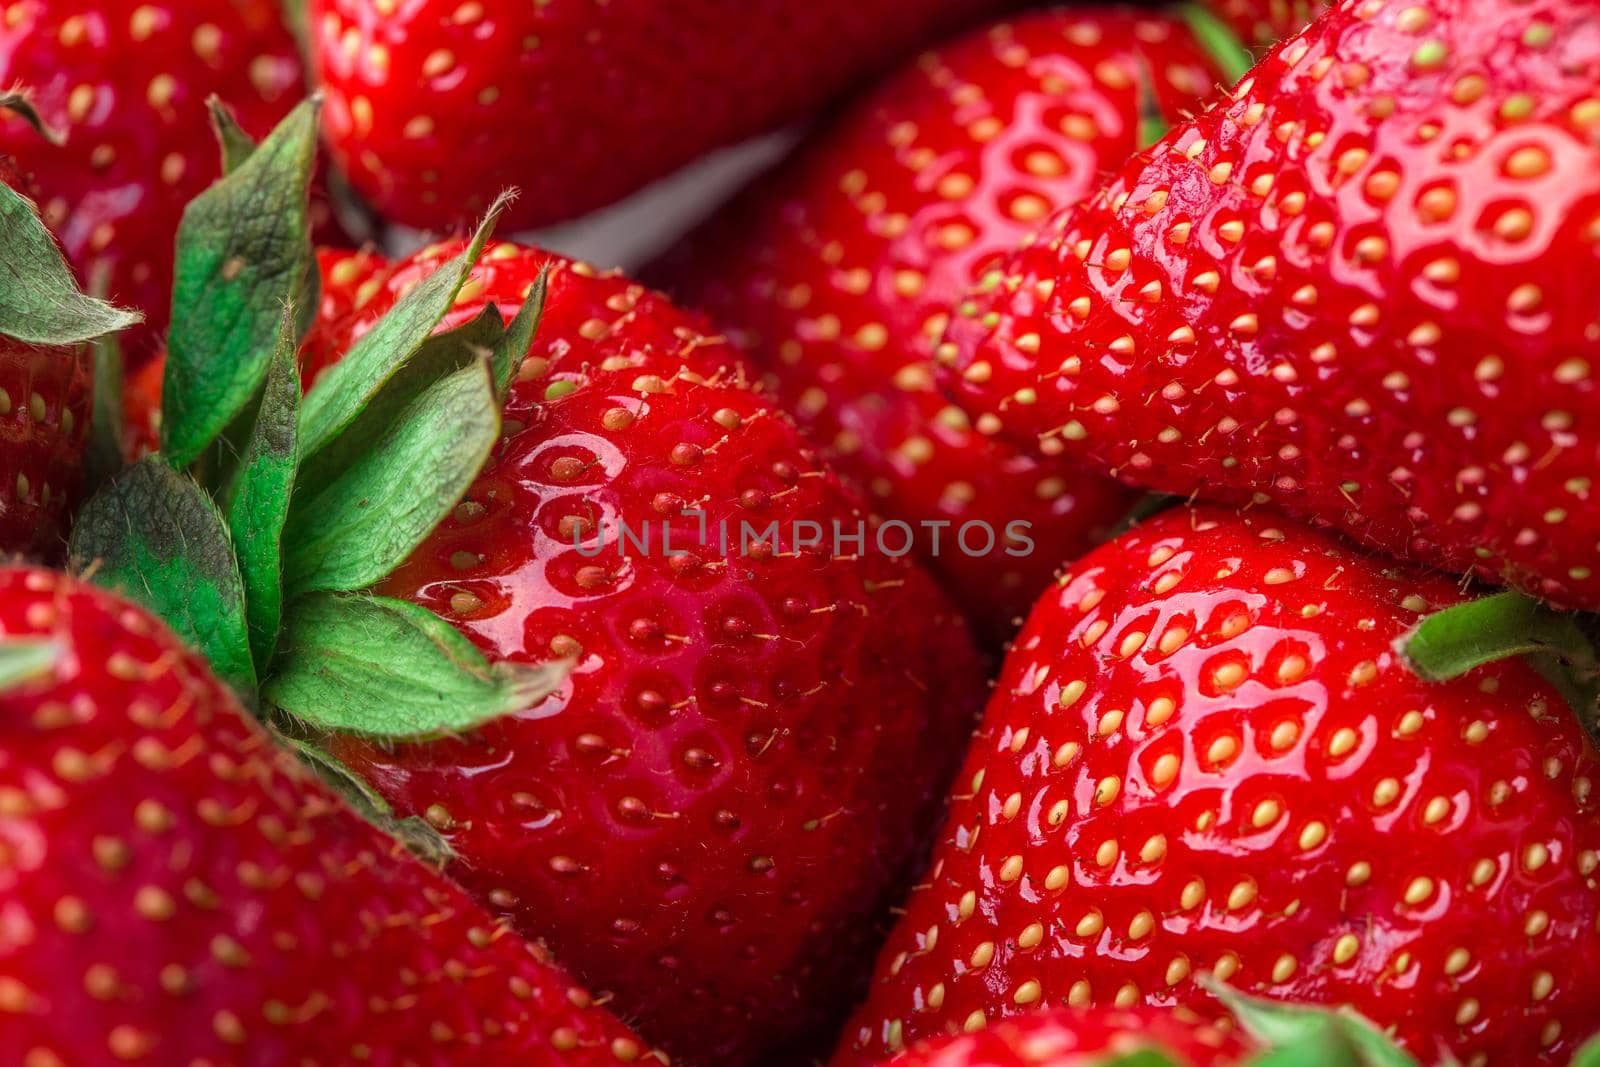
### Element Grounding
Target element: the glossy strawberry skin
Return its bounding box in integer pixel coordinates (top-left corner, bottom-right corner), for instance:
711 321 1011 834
0 566 656 1067
0 0 304 357
874 1006 1251 1067
837 507 1600 1065
312 0 1015 230
315 242 989 1066
0 340 90 558
941 0 1600 611
655 8 1234 641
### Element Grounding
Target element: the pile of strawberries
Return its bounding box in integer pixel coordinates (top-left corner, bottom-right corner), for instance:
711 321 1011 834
2 1 1597 1065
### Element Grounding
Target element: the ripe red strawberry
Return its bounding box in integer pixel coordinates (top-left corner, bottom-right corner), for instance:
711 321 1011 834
311 0 1017 229
652 8 1243 640
940 0 1600 611
836 506 1600 1065
0 0 305 356
292 238 989 1065
0 565 658 1066
873 1006 1253 1066
0 336 91 556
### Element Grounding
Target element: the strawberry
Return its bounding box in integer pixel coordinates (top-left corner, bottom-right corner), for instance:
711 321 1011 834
939 0 1600 612
652 7 1241 641
300 237 989 1065
0 0 305 357
874 1006 1253 1067
836 506 1600 1065
67 104 989 1067
0 163 139 557
311 0 1017 230
0 565 659 1066
1201 0 1327 48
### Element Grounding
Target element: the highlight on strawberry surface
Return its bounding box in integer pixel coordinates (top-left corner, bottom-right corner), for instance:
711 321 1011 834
2 0 1599 1065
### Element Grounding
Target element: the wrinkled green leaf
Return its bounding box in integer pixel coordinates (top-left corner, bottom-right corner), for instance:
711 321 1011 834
163 99 318 466
264 592 566 739
0 639 62 693
298 190 513 458
0 183 144 345
294 305 505 499
68 458 255 694
225 312 300 673
208 96 258 174
283 357 500 594
490 267 547 400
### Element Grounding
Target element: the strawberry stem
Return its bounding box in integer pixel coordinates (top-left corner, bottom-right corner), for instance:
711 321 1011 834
1401 591 1600 738
1181 4 1257 88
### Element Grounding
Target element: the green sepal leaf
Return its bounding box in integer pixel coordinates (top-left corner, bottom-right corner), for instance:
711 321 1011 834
162 98 318 467
279 735 454 866
1573 1035 1600 1067
0 90 64 144
282 356 501 595
298 190 513 459
68 458 256 695
0 639 63 693
224 312 300 673
1099 1053 1181 1067
208 96 258 174
1211 984 1418 1067
491 266 547 401
263 592 567 740
293 304 505 499
0 183 144 345
1401 591 1599 681
1182 4 1257 86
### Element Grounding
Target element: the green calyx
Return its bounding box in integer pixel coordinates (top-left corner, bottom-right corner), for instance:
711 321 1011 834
67 102 563 744
1400 590 1600 735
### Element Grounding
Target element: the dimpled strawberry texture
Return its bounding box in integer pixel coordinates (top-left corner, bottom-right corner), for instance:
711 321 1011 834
0 1 304 357
0 340 90 558
941 0 1600 611
876 1006 1252 1067
311 0 1012 230
0 567 657 1067
837 507 1600 1066
654 8 1235 641
318 241 989 1065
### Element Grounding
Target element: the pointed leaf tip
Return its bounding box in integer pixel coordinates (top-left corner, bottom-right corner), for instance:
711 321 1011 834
0 183 144 345
264 593 568 740
163 98 318 466
1 89 65 145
